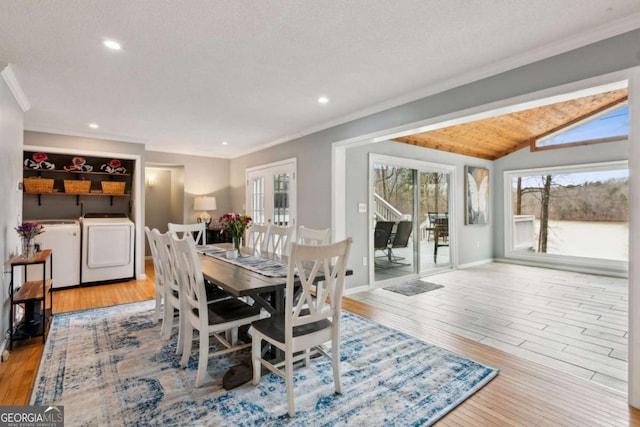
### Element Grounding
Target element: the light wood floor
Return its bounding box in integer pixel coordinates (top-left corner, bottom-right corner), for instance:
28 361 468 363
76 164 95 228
356 262 629 393
1 261 639 425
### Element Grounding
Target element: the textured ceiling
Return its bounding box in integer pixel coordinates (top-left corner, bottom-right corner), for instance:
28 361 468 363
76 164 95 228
1 1 640 158
394 89 629 160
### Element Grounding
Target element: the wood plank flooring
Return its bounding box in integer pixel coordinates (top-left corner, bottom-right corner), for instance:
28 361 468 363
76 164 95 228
1 260 638 425
353 262 629 393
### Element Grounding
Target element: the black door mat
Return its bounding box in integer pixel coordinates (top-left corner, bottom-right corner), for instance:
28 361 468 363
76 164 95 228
383 281 444 296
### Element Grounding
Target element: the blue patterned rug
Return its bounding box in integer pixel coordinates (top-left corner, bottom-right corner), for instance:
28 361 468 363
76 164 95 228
31 301 498 426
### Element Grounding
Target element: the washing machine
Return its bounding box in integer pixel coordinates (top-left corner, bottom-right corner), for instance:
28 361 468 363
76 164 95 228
27 219 81 288
80 213 135 285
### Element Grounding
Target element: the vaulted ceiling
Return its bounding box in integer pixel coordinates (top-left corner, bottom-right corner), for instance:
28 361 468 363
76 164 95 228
393 89 628 160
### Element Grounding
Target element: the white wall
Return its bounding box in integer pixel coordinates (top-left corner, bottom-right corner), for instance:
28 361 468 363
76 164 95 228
0 72 25 353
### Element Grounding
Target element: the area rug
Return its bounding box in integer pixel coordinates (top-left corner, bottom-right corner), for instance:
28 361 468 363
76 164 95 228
384 280 444 296
31 301 497 426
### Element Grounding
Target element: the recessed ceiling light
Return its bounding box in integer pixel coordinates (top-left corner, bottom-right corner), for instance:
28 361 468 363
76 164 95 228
103 40 121 50
88 123 99 129
318 96 329 104
221 141 229 145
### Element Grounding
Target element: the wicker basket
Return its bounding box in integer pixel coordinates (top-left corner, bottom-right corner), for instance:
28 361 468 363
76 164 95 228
24 177 54 193
101 181 126 195
64 179 91 194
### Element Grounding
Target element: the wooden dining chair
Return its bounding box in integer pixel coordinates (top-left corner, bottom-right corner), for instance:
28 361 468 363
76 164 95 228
168 222 207 245
247 223 270 252
251 237 353 417
145 226 164 324
264 224 294 256
153 229 186 354
171 233 262 387
297 226 331 245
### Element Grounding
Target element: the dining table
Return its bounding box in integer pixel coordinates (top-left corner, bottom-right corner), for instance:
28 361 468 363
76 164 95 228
197 242 351 390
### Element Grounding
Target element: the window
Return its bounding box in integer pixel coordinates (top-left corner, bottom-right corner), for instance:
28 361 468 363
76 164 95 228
535 103 628 149
504 162 628 270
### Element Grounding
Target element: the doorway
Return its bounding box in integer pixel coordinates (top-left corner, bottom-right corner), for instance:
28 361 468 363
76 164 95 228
246 158 297 227
370 154 454 286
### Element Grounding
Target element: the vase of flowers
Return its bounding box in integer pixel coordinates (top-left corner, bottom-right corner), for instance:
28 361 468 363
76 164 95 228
220 213 252 254
15 222 45 259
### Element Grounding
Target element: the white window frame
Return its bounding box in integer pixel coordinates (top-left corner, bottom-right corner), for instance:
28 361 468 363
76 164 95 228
503 160 629 275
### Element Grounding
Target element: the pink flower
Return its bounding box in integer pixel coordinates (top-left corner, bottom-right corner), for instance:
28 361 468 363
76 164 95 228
109 159 122 169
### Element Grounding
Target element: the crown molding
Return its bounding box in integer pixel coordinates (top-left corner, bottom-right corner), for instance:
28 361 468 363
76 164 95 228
24 125 148 145
1 64 31 112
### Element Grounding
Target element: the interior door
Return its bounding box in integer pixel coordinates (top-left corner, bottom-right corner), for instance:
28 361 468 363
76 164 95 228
246 159 297 227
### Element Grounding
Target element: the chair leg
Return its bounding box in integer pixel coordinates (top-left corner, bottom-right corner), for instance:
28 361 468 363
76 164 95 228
285 352 295 417
154 292 162 324
180 322 193 366
331 339 342 394
176 307 184 356
195 332 210 387
161 304 172 341
252 333 262 386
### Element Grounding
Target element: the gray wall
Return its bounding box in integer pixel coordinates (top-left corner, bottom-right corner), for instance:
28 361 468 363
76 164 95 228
0 73 25 349
493 140 630 259
144 168 173 256
145 151 230 224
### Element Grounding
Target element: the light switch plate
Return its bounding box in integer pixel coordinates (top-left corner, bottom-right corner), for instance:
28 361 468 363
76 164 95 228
358 203 367 213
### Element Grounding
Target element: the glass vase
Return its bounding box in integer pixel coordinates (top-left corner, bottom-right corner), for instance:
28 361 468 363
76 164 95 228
233 235 242 251
21 236 35 260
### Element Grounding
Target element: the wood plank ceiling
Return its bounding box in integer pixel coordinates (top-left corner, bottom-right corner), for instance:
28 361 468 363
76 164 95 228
393 89 628 160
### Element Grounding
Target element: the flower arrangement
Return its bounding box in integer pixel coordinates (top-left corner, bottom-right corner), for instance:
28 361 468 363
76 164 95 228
15 222 44 259
15 222 45 239
220 213 252 250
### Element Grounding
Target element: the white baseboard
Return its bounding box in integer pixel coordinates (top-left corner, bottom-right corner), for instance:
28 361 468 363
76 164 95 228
494 257 628 278
457 258 495 269
344 284 370 295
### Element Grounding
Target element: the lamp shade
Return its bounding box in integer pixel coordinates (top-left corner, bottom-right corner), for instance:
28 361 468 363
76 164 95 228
194 196 217 211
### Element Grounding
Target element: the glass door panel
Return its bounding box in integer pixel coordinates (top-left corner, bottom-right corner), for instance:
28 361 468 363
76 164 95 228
246 160 297 228
373 164 417 283
418 172 450 271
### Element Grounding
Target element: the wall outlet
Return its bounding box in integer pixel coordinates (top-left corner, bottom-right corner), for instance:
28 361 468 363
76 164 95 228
362 256 367 266
17 180 23 191
476 241 480 248
358 203 367 213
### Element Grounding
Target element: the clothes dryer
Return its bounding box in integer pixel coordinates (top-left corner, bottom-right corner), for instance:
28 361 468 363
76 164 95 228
80 214 134 284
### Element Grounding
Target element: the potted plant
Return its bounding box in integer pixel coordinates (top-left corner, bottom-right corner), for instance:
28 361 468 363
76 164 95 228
15 222 45 259
219 213 252 257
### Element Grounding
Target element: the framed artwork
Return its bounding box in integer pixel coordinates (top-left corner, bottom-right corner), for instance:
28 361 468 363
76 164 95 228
465 165 489 225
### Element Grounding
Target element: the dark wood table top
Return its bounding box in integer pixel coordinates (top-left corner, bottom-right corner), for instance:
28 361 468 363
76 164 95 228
198 243 289 298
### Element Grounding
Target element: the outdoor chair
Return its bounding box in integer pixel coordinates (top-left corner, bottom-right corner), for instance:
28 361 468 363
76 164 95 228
386 220 413 264
251 238 352 417
433 217 449 263
171 233 261 387
374 221 394 262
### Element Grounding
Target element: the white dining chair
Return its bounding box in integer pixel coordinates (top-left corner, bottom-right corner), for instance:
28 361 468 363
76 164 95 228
153 229 186 355
247 223 270 252
264 224 294 256
251 238 353 417
145 226 165 324
297 226 331 245
171 233 262 387
168 222 206 245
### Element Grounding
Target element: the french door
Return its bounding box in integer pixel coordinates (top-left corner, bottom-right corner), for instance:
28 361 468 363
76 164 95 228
246 158 297 227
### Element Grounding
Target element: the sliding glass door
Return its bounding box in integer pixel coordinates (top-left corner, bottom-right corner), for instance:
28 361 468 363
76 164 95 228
371 155 454 286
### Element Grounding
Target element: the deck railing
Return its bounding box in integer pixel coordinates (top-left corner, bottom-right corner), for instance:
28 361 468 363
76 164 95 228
513 215 536 250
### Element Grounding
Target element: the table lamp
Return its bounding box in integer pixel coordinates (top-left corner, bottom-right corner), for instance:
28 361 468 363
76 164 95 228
194 196 217 228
